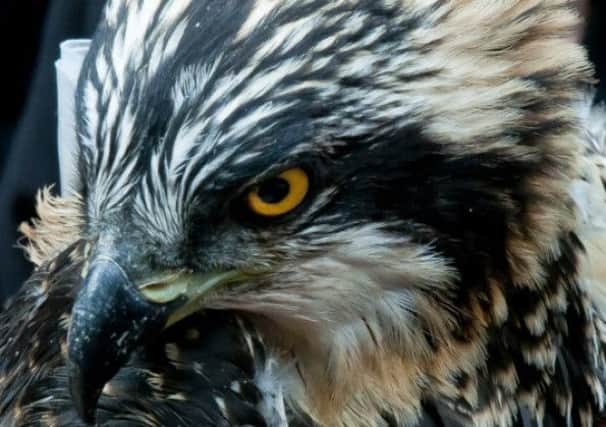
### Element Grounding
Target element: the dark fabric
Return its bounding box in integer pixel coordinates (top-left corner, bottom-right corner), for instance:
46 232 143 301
0 0 105 303
586 0 606 103
0 0 49 168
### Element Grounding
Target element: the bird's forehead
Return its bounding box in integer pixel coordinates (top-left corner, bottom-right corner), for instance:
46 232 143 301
85 0 416 147
78 0 426 221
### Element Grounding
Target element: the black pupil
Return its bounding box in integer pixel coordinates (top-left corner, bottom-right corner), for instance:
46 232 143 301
257 178 290 204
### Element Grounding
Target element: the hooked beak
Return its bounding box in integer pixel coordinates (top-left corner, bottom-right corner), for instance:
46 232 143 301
67 257 241 423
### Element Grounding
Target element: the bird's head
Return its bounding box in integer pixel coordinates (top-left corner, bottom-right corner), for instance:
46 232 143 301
64 0 593 424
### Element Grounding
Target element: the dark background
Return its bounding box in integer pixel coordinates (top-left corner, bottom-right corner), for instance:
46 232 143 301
0 0 604 303
0 0 105 303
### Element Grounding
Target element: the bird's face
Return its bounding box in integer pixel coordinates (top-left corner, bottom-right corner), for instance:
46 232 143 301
66 0 590 423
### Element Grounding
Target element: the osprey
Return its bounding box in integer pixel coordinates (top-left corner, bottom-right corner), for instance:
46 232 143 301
2 0 606 426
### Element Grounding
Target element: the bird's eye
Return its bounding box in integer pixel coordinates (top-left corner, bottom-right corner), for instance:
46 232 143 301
247 168 309 217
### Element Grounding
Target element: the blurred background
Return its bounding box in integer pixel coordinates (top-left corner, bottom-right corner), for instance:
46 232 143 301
0 0 604 304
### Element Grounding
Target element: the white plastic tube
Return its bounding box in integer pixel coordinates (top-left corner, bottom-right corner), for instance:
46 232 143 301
55 39 91 196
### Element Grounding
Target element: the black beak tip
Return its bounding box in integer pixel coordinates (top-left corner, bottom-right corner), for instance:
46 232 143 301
68 360 101 424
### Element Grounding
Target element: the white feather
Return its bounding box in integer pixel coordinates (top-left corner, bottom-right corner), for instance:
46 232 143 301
573 97 606 318
255 355 289 427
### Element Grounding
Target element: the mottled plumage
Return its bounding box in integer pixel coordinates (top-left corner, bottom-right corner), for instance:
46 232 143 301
2 0 606 426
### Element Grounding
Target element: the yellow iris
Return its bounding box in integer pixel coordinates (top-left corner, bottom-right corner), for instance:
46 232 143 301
247 168 309 217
